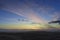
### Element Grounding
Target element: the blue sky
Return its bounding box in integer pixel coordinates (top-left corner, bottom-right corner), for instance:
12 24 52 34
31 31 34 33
0 0 60 21
0 0 60 24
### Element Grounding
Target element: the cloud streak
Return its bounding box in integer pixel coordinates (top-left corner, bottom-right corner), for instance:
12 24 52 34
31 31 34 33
1 0 60 24
1 0 47 24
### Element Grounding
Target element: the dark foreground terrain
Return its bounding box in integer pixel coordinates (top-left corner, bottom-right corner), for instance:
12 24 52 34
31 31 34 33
0 31 60 40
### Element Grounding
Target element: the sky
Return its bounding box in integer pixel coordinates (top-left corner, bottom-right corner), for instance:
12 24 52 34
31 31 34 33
0 0 60 30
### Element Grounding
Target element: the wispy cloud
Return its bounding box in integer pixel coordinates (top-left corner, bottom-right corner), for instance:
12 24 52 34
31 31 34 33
0 1 46 24
1 0 60 24
49 11 60 21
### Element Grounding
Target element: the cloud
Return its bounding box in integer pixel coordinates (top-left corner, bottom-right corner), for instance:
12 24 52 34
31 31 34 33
49 11 60 21
1 0 60 24
0 1 47 24
37 5 60 22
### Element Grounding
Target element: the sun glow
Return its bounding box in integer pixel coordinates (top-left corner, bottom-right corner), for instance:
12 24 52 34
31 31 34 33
0 23 50 30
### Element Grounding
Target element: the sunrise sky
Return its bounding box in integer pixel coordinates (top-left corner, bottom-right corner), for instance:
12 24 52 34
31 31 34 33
0 0 60 30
